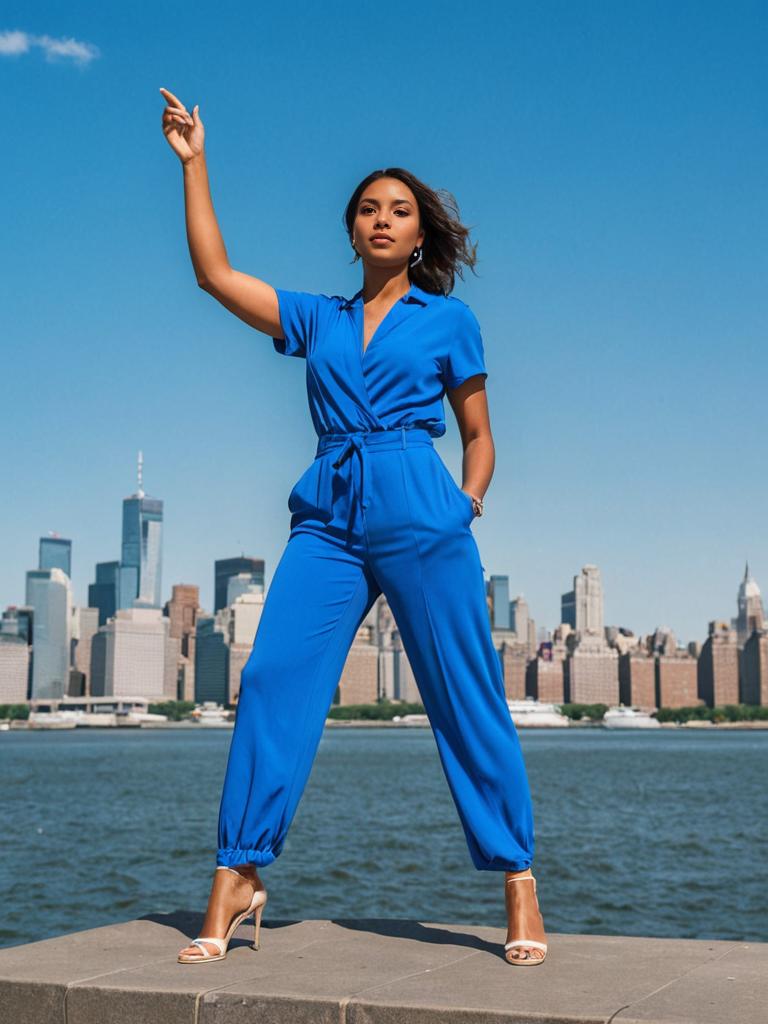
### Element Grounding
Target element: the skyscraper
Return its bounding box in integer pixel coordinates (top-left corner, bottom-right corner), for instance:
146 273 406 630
698 620 739 706
90 608 177 699
195 616 229 704
733 562 764 645
488 575 511 630
121 451 163 609
25 567 72 699
214 557 265 613
226 572 264 608
88 561 120 627
510 595 529 642
38 534 72 577
573 564 604 634
563 564 618 703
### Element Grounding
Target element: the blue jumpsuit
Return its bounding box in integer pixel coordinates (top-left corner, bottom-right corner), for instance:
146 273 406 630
216 281 535 872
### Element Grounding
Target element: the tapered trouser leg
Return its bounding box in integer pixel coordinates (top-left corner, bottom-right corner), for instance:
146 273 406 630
216 530 380 868
364 441 535 871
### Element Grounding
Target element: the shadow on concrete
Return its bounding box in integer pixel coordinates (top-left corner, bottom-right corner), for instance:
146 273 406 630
137 910 500 957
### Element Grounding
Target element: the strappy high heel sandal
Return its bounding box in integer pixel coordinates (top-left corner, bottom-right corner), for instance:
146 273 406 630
504 872 548 966
177 865 268 964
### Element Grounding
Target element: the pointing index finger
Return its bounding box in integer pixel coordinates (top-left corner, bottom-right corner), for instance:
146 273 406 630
159 87 188 111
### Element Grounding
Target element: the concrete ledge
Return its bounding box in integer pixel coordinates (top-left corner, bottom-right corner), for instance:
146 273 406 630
0 912 764 1024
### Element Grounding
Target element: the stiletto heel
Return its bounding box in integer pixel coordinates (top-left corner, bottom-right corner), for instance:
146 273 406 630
253 901 265 950
178 866 268 964
504 872 547 966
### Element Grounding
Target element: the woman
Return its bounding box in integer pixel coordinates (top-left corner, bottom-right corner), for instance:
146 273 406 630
159 87 548 967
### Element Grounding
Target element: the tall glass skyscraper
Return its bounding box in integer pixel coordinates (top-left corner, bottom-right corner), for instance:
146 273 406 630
25 567 72 699
88 561 120 627
120 451 163 609
39 535 72 577
489 574 511 630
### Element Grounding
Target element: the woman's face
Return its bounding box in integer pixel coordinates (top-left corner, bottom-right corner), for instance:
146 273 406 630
352 177 424 269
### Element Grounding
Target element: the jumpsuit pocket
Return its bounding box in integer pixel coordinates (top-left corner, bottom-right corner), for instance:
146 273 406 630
432 451 476 525
287 459 323 515
456 484 476 524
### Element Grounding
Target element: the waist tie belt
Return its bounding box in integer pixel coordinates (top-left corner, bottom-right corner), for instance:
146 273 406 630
315 426 435 539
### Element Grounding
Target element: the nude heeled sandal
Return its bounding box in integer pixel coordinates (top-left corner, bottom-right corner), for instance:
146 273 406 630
177 866 268 964
504 872 548 966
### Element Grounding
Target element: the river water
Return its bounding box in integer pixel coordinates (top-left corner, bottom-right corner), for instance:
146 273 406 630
1 726 765 949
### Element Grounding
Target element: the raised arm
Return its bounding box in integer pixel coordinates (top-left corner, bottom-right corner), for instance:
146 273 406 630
159 87 283 339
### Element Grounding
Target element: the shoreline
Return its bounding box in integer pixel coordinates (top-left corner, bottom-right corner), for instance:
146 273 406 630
3 717 768 731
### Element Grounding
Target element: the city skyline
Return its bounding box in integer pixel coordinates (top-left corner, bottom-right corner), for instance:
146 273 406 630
2 455 764 652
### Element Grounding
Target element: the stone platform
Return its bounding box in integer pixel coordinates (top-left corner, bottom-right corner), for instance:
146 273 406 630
0 912 764 1023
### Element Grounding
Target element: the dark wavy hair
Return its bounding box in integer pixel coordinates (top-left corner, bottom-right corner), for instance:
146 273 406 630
342 167 479 296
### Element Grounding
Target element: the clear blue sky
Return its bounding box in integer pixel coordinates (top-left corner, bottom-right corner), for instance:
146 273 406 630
2 2 766 644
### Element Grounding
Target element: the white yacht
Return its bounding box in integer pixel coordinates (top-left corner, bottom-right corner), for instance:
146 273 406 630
394 713 430 726
507 698 570 728
603 705 660 729
192 702 234 726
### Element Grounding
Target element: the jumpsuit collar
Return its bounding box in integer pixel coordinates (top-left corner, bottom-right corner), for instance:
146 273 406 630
339 281 438 310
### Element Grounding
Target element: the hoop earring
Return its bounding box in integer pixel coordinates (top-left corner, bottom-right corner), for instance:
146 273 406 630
409 246 423 268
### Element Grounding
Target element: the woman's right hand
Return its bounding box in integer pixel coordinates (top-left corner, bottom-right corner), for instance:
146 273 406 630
159 87 205 164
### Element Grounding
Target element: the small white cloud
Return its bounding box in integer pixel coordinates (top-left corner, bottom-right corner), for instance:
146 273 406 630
0 30 30 55
0 29 99 65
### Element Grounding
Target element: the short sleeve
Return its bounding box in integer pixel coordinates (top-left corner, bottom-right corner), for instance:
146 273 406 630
271 289 323 359
442 302 488 389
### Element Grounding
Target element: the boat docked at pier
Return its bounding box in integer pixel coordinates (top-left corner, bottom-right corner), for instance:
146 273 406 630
507 698 570 727
602 705 660 728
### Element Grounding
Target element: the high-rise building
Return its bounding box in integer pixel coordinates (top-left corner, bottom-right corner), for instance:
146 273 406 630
499 640 528 699
90 608 177 700
733 562 764 646
618 650 656 708
71 607 100 695
561 589 576 629
488 575 510 630
226 592 264 647
165 584 200 702
216 592 265 704
88 561 120 627
194 616 229 704
698 620 739 707
226 572 264 608
25 568 72 699
529 639 567 703
0 635 30 703
2 606 34 644
655 651 699 708
214 557 265 613
165 584 200 639
565 632 619 704
508 596 537 658
562 565 617 703
510 595 529 643
121 451 163 609
573 564 604 634
741 629 768 705
38 534 72 577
